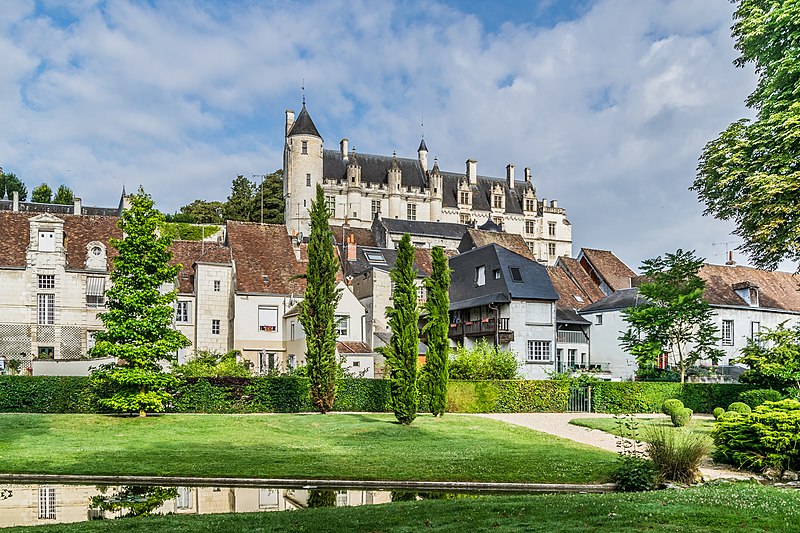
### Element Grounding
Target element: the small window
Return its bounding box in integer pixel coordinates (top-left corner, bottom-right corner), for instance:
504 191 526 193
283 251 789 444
493 269 501 280
749 287 759 307
548 242 557 258
751 321 760 340
476 265 486 286
86 276 106 308
325 195 336 214
493 195 503 209
213 280 221 292
38 346 55 359
335 315 349 337
595 314 603 326
91 245 103 256
371 200 381 216
548 221 556 237
306 174 312 187
352 360 360 367
38 487 56 519
38 274 55 289
722 319 734 345
509 267 522 283
525 220 535 235
291 322 296 340
39 231 55 252
301 140 308 155
87 331 98 352
175 301 190 324
258 306 279 332
417 285 426 303
460 191 470 205
525 199 536 212
259 489 279 509
526 340 551 363
407 203 417 221
460 213 471 224
211 319 220 335
177 487 193 510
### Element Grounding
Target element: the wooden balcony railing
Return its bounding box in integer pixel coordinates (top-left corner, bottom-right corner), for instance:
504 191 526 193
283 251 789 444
448 317 511 338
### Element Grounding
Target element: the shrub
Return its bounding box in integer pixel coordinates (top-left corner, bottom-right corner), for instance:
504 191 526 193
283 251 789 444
727 402 752 414
448 339 519 380
738 388 783 409
670 407 692 427
662 399 684 416
718 411 741 422
645 427 711 484
713 399 800 473
591 382 752 414
613 456 659 492
713 407 725 419
172 350 251 378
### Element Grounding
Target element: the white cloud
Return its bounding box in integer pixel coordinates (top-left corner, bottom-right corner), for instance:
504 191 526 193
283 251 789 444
0 0 762 270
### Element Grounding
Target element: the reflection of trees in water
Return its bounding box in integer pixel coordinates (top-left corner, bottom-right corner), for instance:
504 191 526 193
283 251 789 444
90 486 179 518
0 488 12 500
306 490 336 508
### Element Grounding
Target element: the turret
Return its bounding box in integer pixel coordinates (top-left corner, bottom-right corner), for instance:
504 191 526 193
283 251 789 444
347 150 362 188
429 157 443 222
284 103 324 236
418 138 428 171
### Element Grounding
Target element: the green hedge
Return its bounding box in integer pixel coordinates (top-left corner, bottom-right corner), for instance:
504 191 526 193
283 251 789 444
0 376 753 414
591 382 754 414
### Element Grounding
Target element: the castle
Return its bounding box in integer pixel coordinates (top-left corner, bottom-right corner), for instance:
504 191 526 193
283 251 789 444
282 103 572 265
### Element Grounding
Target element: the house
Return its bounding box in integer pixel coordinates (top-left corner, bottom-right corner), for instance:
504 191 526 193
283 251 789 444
282 103 572 265
448 244 559 379
576 248 636 296
371 216 468 251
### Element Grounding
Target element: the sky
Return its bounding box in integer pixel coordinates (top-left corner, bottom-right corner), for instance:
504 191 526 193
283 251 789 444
0 0 761 272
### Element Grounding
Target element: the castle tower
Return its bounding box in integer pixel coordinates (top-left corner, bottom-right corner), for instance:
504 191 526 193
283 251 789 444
429 157 443 222
284 103 323 238
387 152 402 219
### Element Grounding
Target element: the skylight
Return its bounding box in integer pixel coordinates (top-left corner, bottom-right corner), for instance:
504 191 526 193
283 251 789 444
509 267 522 282
574 295 584 303
364 250 386 264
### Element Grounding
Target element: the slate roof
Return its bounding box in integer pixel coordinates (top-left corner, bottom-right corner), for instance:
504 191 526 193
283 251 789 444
287 105 322 139
0 211 121 271
227 221 306 295
343 246 433 278
700 263 800 311
170 240 232 294
580 248 636 291
556 306 591 325
0 200 120 216
440 173 533 214
378 218 469 240
323 150 427 190
458 228 535 261
579 288 642 313
449 244 558 310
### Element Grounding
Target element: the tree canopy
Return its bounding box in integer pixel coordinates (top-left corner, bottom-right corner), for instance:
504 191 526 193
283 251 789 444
53 184 75 205
89 187 190 416
692 0 800 270
0 169 27 201
737 322 800 390
620 249 724 383
31 183 53 203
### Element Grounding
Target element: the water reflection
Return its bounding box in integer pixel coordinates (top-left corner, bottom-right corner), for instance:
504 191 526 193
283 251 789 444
0 483 400 528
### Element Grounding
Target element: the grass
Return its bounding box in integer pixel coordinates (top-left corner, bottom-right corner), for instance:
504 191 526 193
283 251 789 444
569 416 715 440
0 413 616 483
7 482 800 532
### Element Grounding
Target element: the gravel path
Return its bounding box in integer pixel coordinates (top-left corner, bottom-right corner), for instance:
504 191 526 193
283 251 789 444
477 412 756 481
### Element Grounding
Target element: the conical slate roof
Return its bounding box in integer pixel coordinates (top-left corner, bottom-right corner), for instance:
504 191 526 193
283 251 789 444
478 216 503 233
288 105 322 139
418 138 428 152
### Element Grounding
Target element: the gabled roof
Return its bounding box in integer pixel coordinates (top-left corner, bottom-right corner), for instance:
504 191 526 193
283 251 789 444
287 105 322 139
579 288 642 313
337 341 374 354
170 240 232 294
378 218 468 240
227 221 306 295
551 257 605 307
700 263 800 311
579 248 636 291
459 228 535 261
449 243 558 309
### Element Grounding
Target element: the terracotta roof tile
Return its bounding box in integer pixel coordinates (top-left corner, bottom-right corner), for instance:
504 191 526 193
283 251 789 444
556 257 606 304
337 341 373 354
547 266 601 310
227 221 306 295
331 225 377 247
0 212 32 268
700 263 800 311
170 240 232 294
460 228 535 261
580 248 636 291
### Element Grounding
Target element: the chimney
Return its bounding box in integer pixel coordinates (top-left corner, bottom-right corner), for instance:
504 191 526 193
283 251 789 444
73 197 82 215
347 242 357 261
524 167 532 184
725 250 736 266
466 159 477 185
285 109 295 137
550 199 557 208
340 138 349 157
506 164 515 189
12 190 19 211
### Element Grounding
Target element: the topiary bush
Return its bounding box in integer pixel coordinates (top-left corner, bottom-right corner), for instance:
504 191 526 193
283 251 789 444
727 402 752 414
713 407 725 419
662 399 684 416
671 407 692 427
713 399 800 473
738 389 783 409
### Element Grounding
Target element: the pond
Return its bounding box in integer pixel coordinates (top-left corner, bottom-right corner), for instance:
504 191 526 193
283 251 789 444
0 481 498 528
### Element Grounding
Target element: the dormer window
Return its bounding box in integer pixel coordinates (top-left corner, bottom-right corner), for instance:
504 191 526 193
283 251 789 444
525 198 536 212
460 191 470 205
749 287 759 307
91 246 102 256
39 230 55 252
493 194 503 209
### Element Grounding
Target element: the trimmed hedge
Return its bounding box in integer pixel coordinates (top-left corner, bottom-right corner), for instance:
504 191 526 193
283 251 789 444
591 382 753 414
0 376 752 414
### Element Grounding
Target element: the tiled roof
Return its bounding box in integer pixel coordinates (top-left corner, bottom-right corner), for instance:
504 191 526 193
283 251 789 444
331 225 377 247
227 221 306 295
337 341 373 354
459 228 535 261
700 263 800 311
0 212 33 268
170 240 232 294
548 266 597 310
554 257 606 304
580 248 636 291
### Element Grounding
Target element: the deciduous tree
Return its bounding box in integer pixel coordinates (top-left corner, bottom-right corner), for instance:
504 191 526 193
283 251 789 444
380 233 420 424
53 184 74 205
692 0 800 271
298 184 341 413
620 249 724 383
89 187 190 416
31 183 52 203
0 169 27 201
421 246 451 417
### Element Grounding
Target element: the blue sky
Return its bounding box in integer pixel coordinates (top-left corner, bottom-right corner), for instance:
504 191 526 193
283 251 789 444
1 0 760 270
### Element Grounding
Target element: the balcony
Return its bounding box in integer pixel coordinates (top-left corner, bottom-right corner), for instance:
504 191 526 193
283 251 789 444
557 330 587 344
448 317 514 344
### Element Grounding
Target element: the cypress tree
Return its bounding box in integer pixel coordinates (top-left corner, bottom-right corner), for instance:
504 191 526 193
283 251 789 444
380 233 420 425
299 184 342 413
421 246 451 417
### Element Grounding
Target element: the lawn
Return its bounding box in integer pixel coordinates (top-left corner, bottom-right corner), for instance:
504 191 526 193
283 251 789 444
7 482 800 532
0 413 616 483
569 416 715 440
